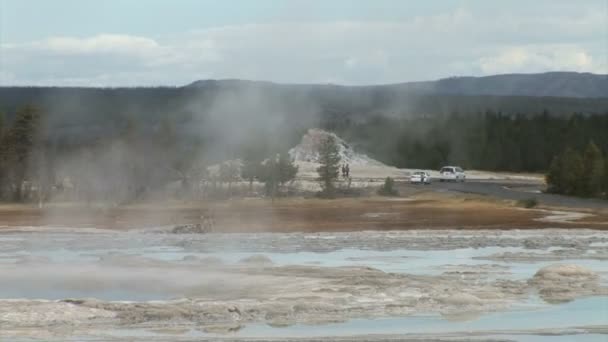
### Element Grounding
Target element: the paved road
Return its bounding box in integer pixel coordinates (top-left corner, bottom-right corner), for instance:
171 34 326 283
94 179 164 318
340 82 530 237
400 179 608 210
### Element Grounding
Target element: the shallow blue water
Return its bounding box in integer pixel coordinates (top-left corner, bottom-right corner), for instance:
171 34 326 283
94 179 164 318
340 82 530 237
1 233 607 301
5 244 605 279
1 231 607 340
197 247 608 280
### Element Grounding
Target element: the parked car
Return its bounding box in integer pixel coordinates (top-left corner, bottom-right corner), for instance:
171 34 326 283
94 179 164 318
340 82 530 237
439 166 466 182
410 171 432 184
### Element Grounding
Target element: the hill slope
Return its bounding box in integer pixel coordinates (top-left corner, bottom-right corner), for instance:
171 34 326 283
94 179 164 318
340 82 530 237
398 72 607 98
187 72 608 98
0 72 606 160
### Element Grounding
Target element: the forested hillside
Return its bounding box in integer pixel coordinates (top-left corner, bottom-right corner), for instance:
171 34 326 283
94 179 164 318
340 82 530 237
337 112 608 172
400 72 607 98
1 78 607 148
0 74 607 202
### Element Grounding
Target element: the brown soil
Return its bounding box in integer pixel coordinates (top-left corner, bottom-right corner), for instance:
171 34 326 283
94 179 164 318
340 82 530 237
0 193 606 232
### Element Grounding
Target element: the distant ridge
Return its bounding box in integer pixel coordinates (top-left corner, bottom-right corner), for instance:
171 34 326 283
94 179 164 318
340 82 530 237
0 71 607 142
186 72 608 98
400 72 607 98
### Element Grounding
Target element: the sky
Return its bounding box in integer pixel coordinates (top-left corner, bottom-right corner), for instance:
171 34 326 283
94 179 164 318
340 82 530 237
0 0 606 86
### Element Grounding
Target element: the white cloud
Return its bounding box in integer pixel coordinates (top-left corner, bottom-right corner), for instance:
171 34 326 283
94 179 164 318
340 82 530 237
0 6 605 86
41 34 159 56
478 46 605 75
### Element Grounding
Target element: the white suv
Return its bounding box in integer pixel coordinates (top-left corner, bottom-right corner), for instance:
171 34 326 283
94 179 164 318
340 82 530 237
439 166 466 182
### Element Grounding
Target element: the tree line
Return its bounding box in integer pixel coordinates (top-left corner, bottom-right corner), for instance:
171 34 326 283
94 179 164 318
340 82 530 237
0 105 304 203
0 106 42 202
337 111 608 173
0 103 342 203
1 103 607 203
241 152 299 198
240 135 350 199
546 142 608 198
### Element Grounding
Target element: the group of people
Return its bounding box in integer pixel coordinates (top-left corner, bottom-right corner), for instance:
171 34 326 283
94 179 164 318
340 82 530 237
341 163 350 178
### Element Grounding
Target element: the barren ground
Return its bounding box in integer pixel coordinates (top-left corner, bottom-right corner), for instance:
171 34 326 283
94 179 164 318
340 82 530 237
0 190 606 232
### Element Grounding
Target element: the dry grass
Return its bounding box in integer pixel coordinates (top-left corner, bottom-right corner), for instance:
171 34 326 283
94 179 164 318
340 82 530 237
0 191 605 231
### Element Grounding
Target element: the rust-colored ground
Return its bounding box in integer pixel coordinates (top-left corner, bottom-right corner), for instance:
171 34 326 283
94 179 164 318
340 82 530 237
0 193 606 231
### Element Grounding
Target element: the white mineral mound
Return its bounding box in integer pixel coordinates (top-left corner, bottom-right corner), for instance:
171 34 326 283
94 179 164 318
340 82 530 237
289 129 405 180
289 128 384 167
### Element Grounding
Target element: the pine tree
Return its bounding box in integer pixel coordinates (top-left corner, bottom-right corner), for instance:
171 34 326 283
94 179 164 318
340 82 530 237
7 106 40 201
316 135 341 197
582 141 604 197
255 153 298 199
546 154 563 194
277 153 298 187
0 113 5 199
603 158 608 198
257 155 280 198
241 153 261 193
119 117 139 200
378 177 399 196
219 161 240 196
560 147 584 196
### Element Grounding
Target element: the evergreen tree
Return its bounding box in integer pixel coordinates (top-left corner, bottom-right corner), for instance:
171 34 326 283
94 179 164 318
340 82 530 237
241 153 261 193
219 161 240 195
546 154 563 194
0 113 6 198
277 153 298 187
256 153 298 198
32 145 53 207
582 141 604 197
257 155 280 198
316 135 341 197
119 117 140 200
547 144 608 199
603 158 608 198
559 147 584 196
7 106 40 201
377 177 399 196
